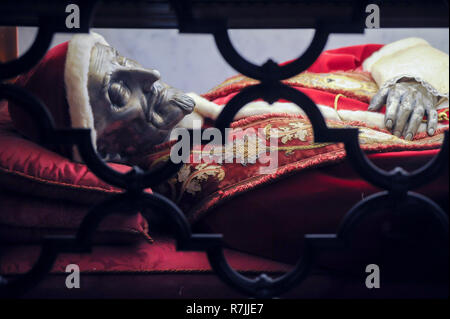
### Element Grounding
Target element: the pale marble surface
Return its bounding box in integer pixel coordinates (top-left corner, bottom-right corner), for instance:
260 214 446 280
18 28 449 94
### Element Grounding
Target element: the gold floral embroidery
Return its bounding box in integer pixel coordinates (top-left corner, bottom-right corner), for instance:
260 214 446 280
173 163 225 201
357 127 409 145
204 71 378 103
286 72 379 100
265 121 314 155
274 122 309 144
276 144 332 156
197 134 269 165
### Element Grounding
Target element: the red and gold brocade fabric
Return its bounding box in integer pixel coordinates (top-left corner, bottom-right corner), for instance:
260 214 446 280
204 70 378 105
134 44 447 222
142 114 447 225
134 43 448 262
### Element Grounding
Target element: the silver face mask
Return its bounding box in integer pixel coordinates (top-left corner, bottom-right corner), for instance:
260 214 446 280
87 43 195 162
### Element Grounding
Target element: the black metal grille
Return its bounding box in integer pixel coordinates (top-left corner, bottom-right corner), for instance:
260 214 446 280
0 0 448 298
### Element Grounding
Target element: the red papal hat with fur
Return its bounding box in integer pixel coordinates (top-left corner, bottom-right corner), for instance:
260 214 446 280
8 32 109 160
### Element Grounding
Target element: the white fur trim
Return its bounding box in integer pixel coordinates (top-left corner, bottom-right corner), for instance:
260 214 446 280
379 74 449 100
363 37 429 72
175 111 204 129
64 32 109 159
187 92 445 133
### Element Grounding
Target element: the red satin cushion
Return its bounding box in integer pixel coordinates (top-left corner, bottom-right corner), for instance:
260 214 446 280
0 102 152 244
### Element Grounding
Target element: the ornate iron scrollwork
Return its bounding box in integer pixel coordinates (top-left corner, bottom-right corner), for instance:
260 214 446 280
213 28 330 82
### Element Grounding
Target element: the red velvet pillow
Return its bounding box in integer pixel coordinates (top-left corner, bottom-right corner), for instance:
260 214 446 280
0 102 152 244
169 44 449 264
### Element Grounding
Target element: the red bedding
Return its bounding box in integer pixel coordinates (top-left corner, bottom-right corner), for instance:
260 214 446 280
1 238 446 299
0 44 447 272
0 238 290 275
